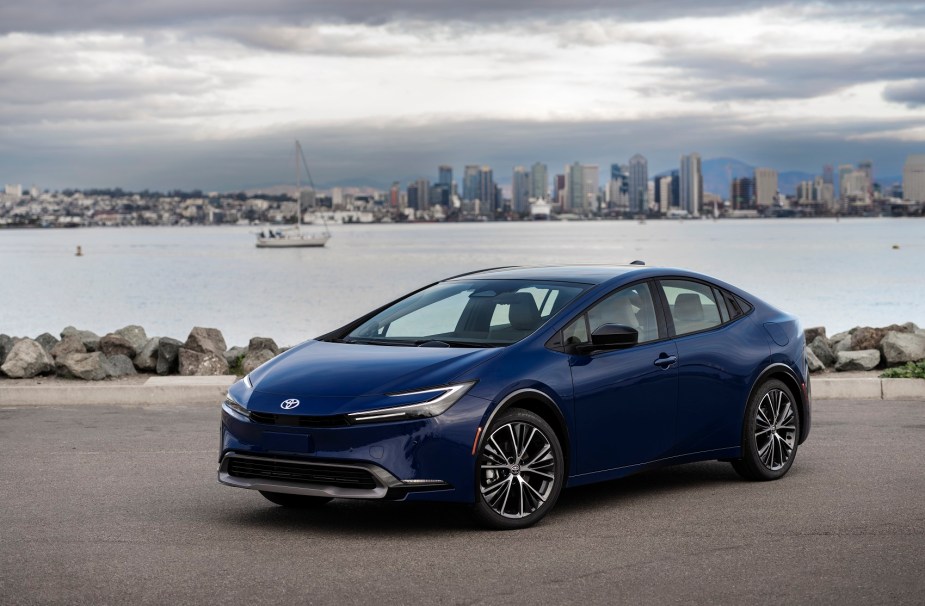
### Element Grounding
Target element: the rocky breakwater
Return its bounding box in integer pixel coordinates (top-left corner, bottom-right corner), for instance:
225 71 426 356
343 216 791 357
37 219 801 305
804 322 925 373
0 326 285 381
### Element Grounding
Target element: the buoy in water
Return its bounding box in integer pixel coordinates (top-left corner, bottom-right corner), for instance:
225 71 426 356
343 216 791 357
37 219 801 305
76 245 83 257
892 244 900 250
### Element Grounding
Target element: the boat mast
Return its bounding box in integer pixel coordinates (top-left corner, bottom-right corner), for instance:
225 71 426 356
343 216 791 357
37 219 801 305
295 140 302 234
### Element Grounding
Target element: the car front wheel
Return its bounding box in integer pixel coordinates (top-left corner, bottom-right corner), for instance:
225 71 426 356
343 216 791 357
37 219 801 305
472 408 565 530
731 379 800 481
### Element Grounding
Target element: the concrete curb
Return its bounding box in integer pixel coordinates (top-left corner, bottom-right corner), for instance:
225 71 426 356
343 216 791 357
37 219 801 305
0 376 922 406
0 376 237 406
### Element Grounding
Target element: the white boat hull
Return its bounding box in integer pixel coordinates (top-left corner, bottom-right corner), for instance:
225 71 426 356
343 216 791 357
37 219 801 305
256 235 330 248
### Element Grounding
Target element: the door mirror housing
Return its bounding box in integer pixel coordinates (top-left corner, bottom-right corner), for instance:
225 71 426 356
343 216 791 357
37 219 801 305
575 324 638 354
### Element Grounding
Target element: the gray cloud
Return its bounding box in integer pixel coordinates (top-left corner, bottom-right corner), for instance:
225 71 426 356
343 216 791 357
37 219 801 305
883 79 925 107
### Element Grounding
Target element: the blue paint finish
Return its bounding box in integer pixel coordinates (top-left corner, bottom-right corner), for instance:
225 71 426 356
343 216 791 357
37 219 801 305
219 265 811 508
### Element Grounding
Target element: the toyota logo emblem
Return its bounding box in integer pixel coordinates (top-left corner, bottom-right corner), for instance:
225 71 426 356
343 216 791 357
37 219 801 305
280 398 300 410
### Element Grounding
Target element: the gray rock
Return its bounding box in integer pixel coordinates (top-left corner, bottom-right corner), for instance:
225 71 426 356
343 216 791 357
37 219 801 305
224 346 247 367
60 326 101 352
103 354 137 378
1 339 55 378
809 336 836 367
0 334 13 365
99 333 137 358
835 349 881 372
880 332 925 366
803 327 827 345
115 325 149 353
851 324 910 351
805 346 825 373
156 337 183 375
133 337 161 372
56 352 108 381
829 330 852 346
834 338 854 354
178 348 229 376
901 322 920 333
242 349 275 374
51 335 87 359
248 337 279 355
184 327 227 357
35 332 60 353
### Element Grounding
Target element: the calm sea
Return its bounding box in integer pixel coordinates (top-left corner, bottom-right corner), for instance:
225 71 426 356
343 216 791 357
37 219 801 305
1 218 922 347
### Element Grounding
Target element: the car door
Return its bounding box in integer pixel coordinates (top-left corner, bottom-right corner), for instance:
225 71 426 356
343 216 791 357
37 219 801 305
567 281 679 475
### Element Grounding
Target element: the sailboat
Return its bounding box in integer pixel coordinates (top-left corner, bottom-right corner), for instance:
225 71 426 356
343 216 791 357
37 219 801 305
256 141 331 248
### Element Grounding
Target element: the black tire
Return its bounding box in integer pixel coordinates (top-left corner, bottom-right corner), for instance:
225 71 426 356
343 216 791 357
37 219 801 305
472 408 565 530
259 490 333 508
731 379 800 481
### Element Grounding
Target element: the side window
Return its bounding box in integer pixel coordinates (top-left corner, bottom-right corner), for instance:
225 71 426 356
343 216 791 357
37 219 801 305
562 315 589 346
661 280 723 336
587 282 660 343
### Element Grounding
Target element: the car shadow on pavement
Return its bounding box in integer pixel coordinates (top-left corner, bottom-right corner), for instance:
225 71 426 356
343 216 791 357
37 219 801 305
214 461 745 535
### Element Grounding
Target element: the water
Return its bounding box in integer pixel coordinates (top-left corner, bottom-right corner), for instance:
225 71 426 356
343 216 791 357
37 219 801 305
1 219 922 346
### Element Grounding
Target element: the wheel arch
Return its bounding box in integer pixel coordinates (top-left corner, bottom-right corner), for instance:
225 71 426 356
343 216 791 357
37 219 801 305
748 363 809 445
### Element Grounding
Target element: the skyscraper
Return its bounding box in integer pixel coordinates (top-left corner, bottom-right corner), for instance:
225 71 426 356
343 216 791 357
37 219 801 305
462 165 480 202
512 166 530 214
679 153 702 216
528 162 548 201
438 165 453 187
754 168 778 208
837 164 853 201
731 177 754 209
858 160 873 195
583 165 599 214
478 166 495 212
607 164 628 212
628 154 648 214
903 155 925 202
565 162 584 213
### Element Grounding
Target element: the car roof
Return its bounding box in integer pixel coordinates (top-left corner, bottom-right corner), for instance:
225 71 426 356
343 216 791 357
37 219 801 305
447 265 652 285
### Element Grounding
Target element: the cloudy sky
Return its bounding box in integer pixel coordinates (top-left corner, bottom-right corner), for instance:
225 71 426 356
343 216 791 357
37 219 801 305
1 0 924 191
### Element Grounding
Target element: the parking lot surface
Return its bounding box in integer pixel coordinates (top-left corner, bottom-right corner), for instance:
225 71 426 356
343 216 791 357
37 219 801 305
1 399 923 605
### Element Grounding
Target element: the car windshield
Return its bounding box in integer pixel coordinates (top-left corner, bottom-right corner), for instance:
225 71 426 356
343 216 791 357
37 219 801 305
346 279 589 347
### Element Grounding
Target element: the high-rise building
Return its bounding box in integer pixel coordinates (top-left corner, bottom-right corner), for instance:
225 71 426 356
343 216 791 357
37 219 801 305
837 164 853 201
583 165 599 214
903 155 925 202
823 164 834 186
416 178 430 211
565 162 584 213
754 168 778 208
528 162 548 201
628 154 648 214
462 165 480 202
478 166 496 212
656 176 673 213
512 166 530 214
858 160 873 195
731 177 755 209
607 164 628 212
679 153 703 216
555 174 566 208
389 182 401 209
438 165 452 187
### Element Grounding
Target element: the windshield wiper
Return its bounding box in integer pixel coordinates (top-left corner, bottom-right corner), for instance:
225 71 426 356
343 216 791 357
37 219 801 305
414 339 504 348
343 338 417 347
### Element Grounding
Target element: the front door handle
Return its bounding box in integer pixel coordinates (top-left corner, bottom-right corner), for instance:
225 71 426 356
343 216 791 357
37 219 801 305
654 354 677 369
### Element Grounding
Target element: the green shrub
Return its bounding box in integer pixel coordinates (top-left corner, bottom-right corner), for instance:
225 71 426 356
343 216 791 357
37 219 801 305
881 361 925 379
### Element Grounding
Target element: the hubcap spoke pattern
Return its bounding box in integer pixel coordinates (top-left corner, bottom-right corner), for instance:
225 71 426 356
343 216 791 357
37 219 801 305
755 388 796 471
479 421 556 519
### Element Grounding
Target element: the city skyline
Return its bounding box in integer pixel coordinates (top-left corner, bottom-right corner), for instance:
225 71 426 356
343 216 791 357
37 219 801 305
1 1 924 190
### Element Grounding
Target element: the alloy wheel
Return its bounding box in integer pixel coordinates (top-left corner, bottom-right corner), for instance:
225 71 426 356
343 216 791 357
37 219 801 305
479 421 558 519
754 388 797 471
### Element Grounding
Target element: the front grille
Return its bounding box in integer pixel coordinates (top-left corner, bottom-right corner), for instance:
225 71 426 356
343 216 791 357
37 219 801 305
248 411 349 428
227 456 378 489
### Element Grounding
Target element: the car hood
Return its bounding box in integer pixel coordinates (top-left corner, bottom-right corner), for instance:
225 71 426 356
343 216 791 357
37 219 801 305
247 340 501 400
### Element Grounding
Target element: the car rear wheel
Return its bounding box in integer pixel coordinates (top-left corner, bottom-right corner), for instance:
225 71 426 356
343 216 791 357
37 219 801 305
472 408 564 530
259 491 333 508
731 379 800 481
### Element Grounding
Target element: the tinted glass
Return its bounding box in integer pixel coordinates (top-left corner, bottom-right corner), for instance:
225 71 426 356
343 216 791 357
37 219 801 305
348 279 588 346
587 282 660 343
661 279 723 336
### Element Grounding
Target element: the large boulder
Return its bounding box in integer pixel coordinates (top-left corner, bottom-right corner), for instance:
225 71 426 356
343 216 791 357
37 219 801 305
224 346 247 368
809 336 836 368
156 337 183 375
56 352 108 381
60 326 101 352
179 348 229 376
803 327 827 345
0 334 13 365
103 354 137 378
805 346 825 373
184 327 227 357
834 338 854 354
115 325 149 354
1 339 55 378
35 332 60 353
242 349 275 374
851 324 910 351
880 332 925 366
51 335 87 359
134 337 161 372
248 337 279 355
99 333 137 358
835 349 881 372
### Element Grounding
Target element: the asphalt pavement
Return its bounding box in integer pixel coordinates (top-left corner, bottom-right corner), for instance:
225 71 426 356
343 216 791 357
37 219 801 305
1 399 923 605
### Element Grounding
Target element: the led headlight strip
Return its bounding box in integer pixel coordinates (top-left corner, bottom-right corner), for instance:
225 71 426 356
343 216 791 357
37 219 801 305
347 381 476 424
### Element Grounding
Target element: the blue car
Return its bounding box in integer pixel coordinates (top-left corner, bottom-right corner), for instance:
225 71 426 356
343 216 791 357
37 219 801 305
219 265 811 529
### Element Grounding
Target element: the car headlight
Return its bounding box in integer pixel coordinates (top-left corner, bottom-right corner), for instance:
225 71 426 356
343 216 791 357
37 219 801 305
347 381 477 424
222 394 250 421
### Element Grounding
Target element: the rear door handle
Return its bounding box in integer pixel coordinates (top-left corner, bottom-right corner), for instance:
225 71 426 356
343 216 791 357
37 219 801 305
654 354 677 369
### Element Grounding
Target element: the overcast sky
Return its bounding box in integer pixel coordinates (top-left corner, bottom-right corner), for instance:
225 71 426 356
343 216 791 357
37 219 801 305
1 0 924 191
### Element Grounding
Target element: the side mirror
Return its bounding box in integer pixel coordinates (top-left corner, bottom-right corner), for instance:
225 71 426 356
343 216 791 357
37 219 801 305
576 324 638 354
